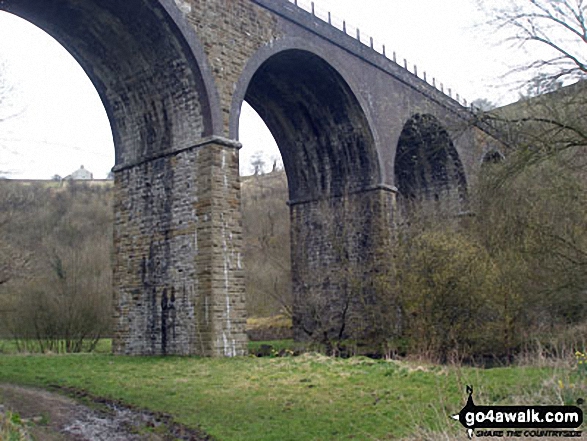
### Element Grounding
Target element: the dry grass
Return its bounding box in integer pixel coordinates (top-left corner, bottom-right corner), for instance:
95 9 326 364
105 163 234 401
0 411 32 441
246 314 292 331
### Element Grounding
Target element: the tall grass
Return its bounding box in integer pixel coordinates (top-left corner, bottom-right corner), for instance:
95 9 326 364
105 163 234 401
0 412 32 441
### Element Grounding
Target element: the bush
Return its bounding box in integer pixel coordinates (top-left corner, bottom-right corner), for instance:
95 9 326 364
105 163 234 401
0 182 112 352
396 227 502 361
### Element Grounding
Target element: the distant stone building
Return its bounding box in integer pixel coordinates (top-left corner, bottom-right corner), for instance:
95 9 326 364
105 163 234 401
64 165 93 180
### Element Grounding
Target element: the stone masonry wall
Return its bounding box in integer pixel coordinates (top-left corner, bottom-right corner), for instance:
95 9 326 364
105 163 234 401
111 0 496 355
113 138 246 356
291 187 397 343
182 0 281 133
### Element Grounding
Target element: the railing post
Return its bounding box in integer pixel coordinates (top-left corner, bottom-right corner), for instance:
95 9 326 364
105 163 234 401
292 2 452 102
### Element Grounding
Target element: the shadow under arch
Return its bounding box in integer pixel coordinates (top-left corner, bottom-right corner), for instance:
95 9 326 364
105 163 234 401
0 0 222 165
482 149 505 165
394 113 468 217
231 45 381 202
234 48 394 344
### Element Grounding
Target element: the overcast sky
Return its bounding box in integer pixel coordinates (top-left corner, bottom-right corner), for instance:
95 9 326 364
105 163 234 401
0 0 529 179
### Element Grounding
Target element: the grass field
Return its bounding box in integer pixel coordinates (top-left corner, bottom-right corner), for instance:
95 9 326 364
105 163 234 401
0 343 583 440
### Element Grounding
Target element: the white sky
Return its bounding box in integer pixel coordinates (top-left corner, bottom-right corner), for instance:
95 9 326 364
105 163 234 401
0 0 533 179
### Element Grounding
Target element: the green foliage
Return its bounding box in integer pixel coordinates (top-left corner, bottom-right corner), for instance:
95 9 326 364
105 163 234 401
396 228 501 361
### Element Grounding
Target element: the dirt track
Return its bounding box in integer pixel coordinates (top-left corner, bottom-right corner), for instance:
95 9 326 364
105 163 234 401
0 384 210 440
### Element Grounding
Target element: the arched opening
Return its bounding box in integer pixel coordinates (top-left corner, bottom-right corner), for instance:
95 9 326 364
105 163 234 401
243 49 379 203
0 11 113 179
0 0 216 165
0 11 115 351
482 150 504 165
238 49 382 342
394 114 467 218
0 0 235 356
239 102 291 321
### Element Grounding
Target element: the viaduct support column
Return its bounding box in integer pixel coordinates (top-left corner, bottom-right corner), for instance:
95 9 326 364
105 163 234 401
290 186 397 345
112 137 247 356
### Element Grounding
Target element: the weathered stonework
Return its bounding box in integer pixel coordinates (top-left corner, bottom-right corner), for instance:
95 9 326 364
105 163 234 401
2 0 503 356
291 187 397 342
112 138 246 356
183 0 281 133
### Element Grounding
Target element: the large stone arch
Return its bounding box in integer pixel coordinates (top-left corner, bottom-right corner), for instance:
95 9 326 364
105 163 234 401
394 114 468 218
229 39 384 194
0 0 223 163
239 48 379 201
232 45 394 342
0 0 246 356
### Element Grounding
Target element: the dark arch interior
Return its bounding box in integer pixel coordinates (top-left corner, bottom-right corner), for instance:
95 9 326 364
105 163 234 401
394 114 467 215
482 150 504 165
244 49 379 202
0 0 213 166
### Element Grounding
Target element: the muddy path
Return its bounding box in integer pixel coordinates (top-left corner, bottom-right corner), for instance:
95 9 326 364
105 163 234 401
0 384 212 440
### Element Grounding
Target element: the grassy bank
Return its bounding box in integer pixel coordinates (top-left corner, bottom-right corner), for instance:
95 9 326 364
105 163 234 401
0 351 581 440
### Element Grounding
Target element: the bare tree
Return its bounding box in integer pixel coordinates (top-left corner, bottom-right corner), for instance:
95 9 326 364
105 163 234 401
0 182 37 288
486 0 587 88
471 98 497 111
0 183 113 351
249 150 267 176
474 0 587 181
462 0 587 357
241 170 292 317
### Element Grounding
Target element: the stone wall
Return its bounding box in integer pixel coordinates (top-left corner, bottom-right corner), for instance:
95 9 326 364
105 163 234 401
290 187 397 342
183 0 281 133
112 138 247 356
110 0 282 356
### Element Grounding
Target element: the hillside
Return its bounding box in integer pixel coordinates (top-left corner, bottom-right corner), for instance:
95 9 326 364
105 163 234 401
0 172 291 342
241 170 291 317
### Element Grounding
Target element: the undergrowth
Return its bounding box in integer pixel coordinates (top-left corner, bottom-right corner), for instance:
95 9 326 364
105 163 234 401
0 411 32 441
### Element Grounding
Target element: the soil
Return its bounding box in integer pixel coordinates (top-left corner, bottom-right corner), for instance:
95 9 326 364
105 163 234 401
0 384 211 441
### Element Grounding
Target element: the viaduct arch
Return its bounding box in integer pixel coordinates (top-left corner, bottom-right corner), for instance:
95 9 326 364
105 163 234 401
0 0 500 355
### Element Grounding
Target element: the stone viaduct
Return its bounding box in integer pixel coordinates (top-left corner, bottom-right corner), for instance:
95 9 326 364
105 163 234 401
0 0 502 356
